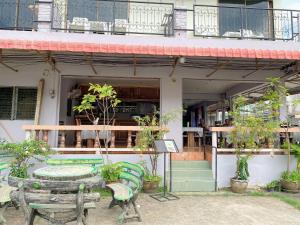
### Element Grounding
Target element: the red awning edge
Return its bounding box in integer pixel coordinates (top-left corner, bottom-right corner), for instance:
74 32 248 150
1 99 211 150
1 39 300 60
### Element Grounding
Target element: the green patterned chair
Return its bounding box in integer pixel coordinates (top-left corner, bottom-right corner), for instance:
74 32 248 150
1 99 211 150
106 162 145 225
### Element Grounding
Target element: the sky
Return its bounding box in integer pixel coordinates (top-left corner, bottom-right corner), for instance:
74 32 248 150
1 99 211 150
283 0 300 10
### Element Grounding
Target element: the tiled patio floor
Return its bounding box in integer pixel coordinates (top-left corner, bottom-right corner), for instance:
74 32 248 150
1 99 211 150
5 194 300 225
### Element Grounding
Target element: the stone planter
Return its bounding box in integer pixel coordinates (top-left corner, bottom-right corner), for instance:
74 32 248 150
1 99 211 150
281 180 299 192
8 176 24 188
143 180 159 193
231 178 248 194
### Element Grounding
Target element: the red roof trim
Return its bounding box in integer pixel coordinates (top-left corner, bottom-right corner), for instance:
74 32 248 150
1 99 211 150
1 39 300 60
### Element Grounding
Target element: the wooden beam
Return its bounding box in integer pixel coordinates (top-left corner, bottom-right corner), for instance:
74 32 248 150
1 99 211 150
36 51 61 73
242 61 279 78
46 51 61 73
133 56 137 76
34 79 45 125
169 57 179 77
206 59 231 78
0 49 18 72
85 53 97 75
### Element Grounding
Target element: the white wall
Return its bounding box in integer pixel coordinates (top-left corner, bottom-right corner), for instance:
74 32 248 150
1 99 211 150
217 154 297 188
0 64 60 142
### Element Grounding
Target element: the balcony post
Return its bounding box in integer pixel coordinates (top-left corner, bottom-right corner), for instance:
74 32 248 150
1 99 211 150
174 6 187 38
75 131 82 148
111 131 115 148
127 131 132 148
59 131 66 148
37 0 53 32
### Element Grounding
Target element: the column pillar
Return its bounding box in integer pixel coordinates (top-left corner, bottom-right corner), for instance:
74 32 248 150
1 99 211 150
37 0 52 32
160 76 183 151
174 6 187 38
211 131 217 180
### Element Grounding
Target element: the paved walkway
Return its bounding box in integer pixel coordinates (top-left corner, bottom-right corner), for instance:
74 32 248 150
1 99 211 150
5 194 300 225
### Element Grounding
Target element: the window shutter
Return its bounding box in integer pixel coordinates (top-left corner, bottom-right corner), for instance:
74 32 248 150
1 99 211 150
15 88 37 120
0 87 13 120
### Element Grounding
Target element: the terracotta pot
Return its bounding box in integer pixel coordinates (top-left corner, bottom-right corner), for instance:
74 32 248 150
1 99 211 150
143 180 159 193
231 178 248 194
281 180 299 192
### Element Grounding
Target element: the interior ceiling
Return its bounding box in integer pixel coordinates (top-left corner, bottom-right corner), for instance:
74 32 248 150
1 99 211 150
183 79 237 94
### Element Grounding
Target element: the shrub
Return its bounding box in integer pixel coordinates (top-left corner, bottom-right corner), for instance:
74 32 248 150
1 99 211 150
100 163 123 183
281 171 300 183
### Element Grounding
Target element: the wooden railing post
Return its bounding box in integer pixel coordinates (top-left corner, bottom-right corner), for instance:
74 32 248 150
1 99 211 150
127 131 132 148
35 130 40 140
25 130 31 140
111 131 115 148
59 131 66 148
42 130 49 144
75 131 82 148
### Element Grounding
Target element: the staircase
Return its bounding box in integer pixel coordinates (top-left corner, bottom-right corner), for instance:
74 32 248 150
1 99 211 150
167 160 215 192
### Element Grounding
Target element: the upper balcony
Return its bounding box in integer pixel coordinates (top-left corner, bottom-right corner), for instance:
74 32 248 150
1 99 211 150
0 0 299 42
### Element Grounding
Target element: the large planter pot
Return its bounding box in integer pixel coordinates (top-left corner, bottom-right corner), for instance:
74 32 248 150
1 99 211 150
143 180 159 193
8 176 24 188
231 178 248 194
281 180 299 192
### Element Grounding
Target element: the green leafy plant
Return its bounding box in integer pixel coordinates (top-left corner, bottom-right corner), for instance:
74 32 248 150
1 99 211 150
266 180 280 191
134 110 181 177
144 174 162 183
100 163 123 183
0 139 50 178
74 83 121 162
236 156 250 180
281 171 300 183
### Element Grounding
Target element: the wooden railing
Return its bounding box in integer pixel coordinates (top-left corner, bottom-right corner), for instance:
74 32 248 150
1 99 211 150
22 125 167 150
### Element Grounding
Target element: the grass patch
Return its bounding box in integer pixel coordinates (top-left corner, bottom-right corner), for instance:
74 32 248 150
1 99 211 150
271 193 300 210
248 191 266 197
93 188 112 197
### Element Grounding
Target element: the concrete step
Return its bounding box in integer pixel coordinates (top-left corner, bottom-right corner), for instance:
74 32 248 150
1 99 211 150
170 178 215 192
172 160 210 170
167 169 213 179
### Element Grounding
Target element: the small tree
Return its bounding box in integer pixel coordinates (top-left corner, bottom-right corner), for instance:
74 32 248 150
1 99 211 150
74 84 121 162
135 110 181 178
230 77 285 180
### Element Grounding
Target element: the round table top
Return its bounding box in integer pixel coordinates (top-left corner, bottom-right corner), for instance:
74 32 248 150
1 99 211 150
33 165 98 181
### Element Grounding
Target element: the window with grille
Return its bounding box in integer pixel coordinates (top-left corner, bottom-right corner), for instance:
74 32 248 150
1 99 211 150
0 87 13 119
0 87 37 120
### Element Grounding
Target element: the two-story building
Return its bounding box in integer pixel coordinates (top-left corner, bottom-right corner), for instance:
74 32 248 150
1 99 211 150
0 0 300 191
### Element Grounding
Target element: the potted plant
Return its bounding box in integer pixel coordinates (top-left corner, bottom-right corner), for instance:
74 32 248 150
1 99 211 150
281 171 300 192
135 110 180 193
100 163 123 184
0 139 49 183
230 78 283 193
231 156 250 193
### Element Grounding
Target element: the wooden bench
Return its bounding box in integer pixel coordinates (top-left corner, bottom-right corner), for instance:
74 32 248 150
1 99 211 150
10 179 100 225
106 162 145 225
0 152 15 225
